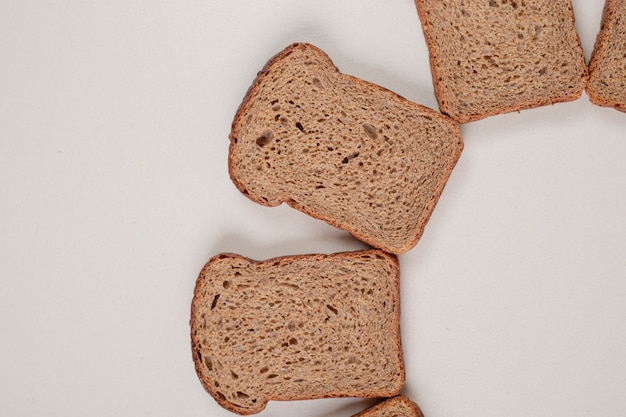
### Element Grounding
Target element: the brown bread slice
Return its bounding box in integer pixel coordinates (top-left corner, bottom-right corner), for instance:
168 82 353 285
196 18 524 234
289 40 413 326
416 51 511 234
588 0 626 112
229 43 463 254
190 250 404 415
414 0 588 123
352 396 423 417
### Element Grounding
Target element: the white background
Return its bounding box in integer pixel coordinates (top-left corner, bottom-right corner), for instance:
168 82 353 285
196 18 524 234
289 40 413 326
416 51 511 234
1 1 625 416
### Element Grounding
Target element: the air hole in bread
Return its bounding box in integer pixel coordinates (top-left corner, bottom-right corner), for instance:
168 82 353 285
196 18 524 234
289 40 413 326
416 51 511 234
342 152 360 164
295 121 305 132
326 304 338 315
222 280 231 289
205 352 213 371
211 294 220 310
279 282 300 290
256 131 273 147
362 123 377 139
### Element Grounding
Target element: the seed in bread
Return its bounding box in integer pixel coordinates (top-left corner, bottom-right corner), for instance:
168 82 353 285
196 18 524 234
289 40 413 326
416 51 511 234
229 43 463 254
352 395 423 417
588 0 626 112
190 250 405 415
414 0 588 123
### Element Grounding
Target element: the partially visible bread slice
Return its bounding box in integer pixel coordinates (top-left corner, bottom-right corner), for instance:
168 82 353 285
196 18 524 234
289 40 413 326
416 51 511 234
190 250 404 415
352 396 423 417
414 0 588 123
588 0 626 112
229 43 463 254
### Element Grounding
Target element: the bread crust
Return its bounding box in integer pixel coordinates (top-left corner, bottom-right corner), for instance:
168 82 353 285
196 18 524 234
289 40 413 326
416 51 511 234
413 0 588 123
190 250 405 415
228 43 463 254
587 0 626 112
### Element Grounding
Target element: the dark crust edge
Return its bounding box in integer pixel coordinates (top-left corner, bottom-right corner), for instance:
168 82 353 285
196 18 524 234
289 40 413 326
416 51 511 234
413 0 589 123
190 249 405 415
228 42 463 254
587 0 626 112
351 395 424 417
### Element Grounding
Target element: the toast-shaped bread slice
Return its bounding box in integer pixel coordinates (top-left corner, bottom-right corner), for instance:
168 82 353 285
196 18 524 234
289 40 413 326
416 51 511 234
588 0 626 112
352 396 423 417
190 250 404 415
229 43 463 254
414 0 588 123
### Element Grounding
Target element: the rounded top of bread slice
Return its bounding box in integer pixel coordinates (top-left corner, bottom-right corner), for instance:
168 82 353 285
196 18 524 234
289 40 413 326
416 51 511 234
229 43 463 254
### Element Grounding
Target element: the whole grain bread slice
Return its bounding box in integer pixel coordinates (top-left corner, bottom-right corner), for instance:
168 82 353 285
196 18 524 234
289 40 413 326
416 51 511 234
229 43 463 254
414 0 588 123
352 396 423 417
588 0 626 112
190 250 405 415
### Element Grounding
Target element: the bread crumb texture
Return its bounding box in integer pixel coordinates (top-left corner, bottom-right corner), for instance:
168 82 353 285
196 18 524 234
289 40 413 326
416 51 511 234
190 250 404 415
229 43 462 254
415 0 588 122
588 0 626 111
351 395 424 417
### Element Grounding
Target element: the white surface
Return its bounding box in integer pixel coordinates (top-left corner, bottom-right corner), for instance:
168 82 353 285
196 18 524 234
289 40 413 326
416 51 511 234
1 1 625 416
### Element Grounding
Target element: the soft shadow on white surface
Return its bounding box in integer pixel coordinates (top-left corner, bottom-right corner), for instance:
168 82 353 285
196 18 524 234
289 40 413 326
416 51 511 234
1 1 626 417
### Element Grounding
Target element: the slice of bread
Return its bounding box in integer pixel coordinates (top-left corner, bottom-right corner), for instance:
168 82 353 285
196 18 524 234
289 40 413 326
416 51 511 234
190 250 405 415
352 396 423 417
414 0 588 123
229 43 463 254
588 0 626 112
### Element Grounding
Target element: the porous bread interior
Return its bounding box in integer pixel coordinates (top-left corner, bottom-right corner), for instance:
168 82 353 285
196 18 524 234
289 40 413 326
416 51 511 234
229 43 462 254
416 0 587 122
352 395 423 417
588 0 626 111
191 251 403 414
